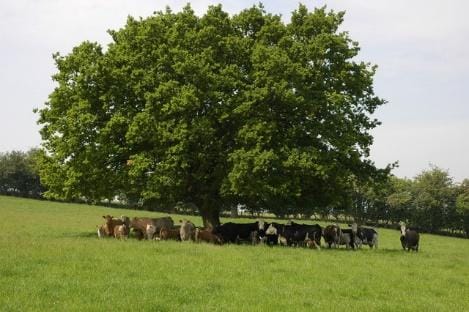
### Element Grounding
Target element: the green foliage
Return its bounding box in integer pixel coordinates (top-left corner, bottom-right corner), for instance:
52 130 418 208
456 179 469 235
375 166 467 235
36 4 387 225
456 180 469 213
0 149 43 198
386 176 414 223
411 166 456 232
1 196 468 311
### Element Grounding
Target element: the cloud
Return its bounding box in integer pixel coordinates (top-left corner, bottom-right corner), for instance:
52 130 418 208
370 121 469 182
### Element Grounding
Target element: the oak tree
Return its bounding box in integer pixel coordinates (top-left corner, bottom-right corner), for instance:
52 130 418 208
37 4 387 227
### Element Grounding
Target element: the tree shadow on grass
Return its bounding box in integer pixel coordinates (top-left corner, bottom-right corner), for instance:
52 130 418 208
61 231 144 240
317 247 405 254
61 231 97 238
375 248 406 254
371 248 423 256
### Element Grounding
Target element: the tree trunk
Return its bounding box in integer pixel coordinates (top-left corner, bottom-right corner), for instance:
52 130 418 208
201 208 220 229
200 202 221 229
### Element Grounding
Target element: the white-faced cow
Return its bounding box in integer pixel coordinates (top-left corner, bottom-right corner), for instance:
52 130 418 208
400 224 420 252
263 223 282 246
179 219 196 241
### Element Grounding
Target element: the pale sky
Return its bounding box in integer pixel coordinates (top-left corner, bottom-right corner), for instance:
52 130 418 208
1 1 468 182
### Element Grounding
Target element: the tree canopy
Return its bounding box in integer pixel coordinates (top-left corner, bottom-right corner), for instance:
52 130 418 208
37 4 388 227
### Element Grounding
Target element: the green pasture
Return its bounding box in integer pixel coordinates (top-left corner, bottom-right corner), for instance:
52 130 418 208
0 196 468 311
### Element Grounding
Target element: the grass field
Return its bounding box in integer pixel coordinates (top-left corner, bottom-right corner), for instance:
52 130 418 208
0 196 468 311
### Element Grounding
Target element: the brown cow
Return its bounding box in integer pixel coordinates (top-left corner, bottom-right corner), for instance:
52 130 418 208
159 228 181 241
101 215 129 237
195 228 223 245
130 217 174 240
114 224 129 240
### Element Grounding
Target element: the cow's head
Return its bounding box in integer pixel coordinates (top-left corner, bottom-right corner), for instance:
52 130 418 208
102 215 113 222
146 224 156 237
400 223 406 236
265 224 278 235
180 219 195 228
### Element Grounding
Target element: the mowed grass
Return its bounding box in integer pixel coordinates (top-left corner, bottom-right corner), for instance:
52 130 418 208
0 196 468 311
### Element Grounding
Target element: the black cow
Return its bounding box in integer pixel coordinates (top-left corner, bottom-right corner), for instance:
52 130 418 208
323 224 341 248
213 222 264 244
400 224 420 251
356 226 378 249
278 221 322 247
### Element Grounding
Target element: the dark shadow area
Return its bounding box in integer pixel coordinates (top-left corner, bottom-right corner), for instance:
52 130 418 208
61 231 97 238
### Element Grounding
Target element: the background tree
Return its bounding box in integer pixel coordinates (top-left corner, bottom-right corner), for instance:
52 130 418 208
410 166 455 232
0 149 44 198
37 4 388 227
386 176 413 224
456 179 469 236
353 177 392 224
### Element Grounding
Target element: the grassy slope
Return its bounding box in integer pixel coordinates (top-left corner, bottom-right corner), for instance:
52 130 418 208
0 196 468 311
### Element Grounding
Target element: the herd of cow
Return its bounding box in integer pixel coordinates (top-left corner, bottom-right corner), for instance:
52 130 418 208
97 215 420 251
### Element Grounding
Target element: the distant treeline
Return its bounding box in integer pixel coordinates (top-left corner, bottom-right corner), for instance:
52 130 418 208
347 166 469 238
1 149 468 237
0 149 44 199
